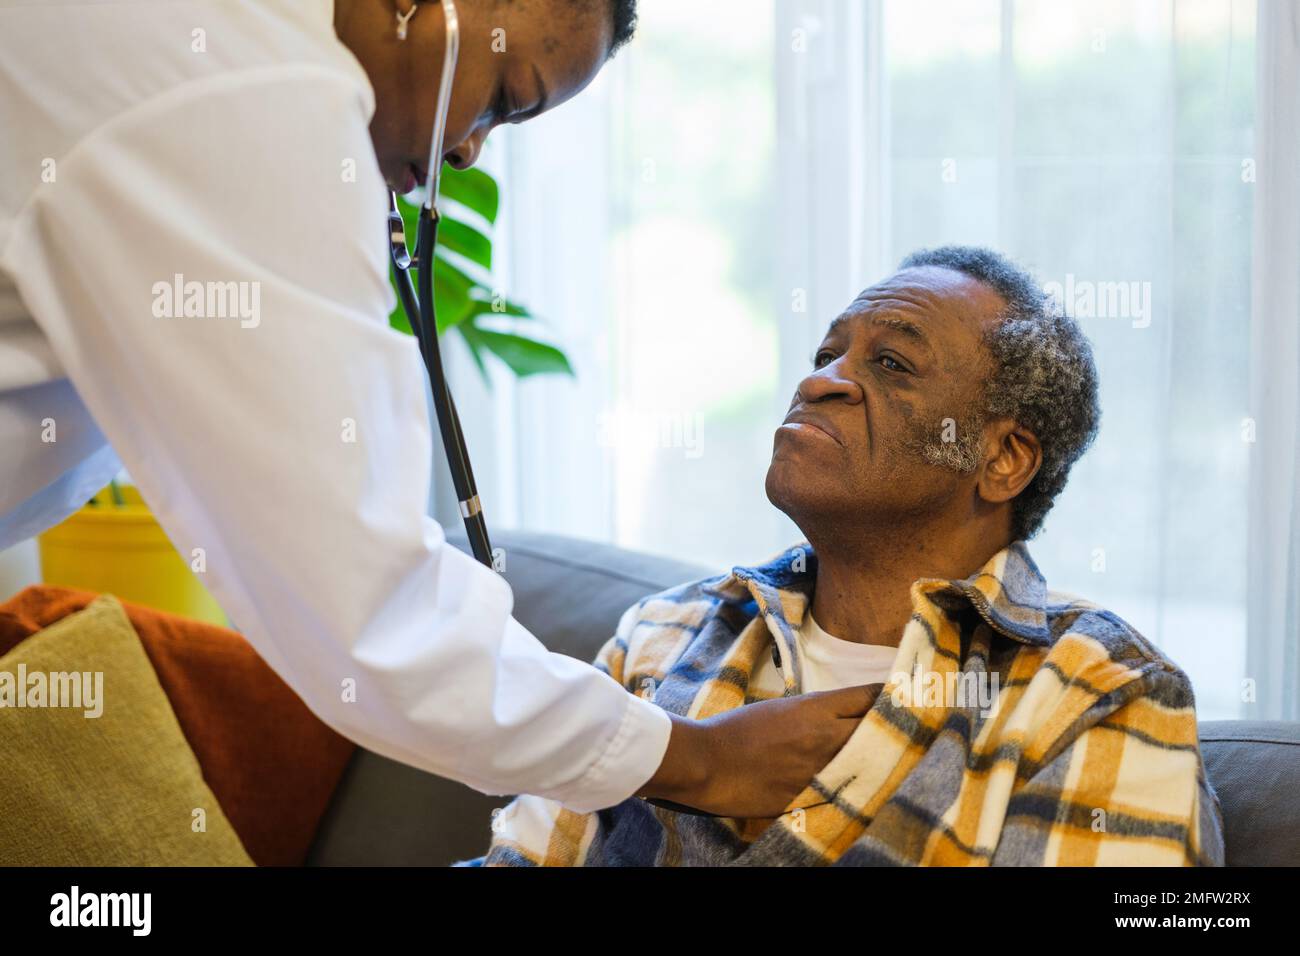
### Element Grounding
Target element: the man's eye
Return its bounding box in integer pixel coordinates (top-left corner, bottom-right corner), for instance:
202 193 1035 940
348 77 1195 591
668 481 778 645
879 354 907 372
812 349 836 369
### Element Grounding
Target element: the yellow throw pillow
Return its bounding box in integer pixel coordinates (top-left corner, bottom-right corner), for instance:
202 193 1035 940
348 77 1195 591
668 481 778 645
0 594 253 865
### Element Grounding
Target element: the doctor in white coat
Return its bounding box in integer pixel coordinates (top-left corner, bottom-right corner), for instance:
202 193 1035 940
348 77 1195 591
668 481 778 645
0 0 876 816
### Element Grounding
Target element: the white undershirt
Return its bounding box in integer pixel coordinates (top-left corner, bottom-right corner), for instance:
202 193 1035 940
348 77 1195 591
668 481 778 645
752 612 901 695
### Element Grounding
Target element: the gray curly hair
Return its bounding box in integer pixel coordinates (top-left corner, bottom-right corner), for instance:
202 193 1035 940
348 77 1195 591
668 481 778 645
898 245 1101 541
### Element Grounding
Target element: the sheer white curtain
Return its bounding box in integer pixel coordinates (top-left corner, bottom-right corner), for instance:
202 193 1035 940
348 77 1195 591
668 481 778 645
458 0 1297 721
1247 0 1299 721
467 2 789 562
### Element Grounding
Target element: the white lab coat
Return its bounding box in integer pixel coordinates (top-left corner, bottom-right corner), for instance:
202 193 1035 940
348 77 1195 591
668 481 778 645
0 0 671 812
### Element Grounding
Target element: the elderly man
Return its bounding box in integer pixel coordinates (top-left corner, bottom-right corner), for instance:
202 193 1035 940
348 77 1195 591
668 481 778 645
463 245 1224 867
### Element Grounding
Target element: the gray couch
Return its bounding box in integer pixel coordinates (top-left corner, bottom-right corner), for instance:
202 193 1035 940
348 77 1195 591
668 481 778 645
306 530 1300 867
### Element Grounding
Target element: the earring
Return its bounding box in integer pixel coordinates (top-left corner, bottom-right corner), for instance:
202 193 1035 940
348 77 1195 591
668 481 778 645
395 3 418 41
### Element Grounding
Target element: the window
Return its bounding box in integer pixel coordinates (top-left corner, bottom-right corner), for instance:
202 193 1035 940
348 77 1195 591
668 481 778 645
448 0 1295 721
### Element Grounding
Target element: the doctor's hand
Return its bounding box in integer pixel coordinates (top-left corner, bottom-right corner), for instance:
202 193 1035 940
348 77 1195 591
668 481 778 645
636 683 885 818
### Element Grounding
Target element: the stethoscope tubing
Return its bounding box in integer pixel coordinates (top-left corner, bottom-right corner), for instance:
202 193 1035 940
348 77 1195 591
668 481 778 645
388 196 493 568
388 0 493 568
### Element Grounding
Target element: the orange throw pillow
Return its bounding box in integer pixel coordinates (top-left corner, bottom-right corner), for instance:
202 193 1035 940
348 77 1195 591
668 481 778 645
0 585 355 866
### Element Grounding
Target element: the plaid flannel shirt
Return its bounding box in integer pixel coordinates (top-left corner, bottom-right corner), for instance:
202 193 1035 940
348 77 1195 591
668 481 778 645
464 541 1224 866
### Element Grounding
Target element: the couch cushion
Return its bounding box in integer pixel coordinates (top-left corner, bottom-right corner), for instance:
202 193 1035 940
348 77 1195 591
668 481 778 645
0 584 356 866
306 530 711 866
0 595 253 865
1198 720 1300 866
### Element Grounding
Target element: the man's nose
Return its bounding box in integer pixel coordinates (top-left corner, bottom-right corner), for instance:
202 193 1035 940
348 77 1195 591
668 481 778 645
444 128 487 170
797 359 863 405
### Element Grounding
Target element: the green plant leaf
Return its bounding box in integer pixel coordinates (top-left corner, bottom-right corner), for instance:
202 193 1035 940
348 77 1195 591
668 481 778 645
437 218 493 271
461 326 575 379
439 166 499 223
431 255 476 332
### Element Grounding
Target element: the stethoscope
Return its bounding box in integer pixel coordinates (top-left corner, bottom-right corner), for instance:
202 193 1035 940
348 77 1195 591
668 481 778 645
386 0 493 568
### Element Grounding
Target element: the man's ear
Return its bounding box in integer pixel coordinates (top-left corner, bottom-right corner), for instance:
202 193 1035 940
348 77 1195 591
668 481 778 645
977 419 1041 506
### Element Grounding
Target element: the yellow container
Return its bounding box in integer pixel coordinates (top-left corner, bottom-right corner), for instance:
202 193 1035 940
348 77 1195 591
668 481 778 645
37 483 227 626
